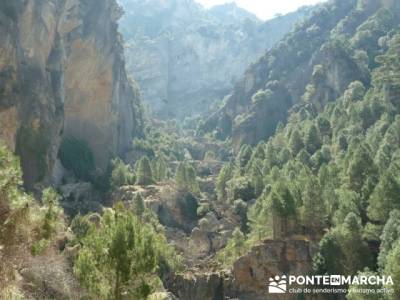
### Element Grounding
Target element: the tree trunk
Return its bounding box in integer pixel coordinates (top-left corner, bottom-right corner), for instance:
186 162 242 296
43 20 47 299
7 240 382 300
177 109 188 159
115 269 120 300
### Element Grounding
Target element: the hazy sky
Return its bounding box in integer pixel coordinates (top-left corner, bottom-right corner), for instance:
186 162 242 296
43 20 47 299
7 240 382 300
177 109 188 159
195 0 326 20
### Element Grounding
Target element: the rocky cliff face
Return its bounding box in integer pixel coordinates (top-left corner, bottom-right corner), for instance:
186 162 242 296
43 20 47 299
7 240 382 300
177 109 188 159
0 0 143 188
62 0 143 170
202 0 400 149
0 0 65 189
118 0 312 119
166 239 314 300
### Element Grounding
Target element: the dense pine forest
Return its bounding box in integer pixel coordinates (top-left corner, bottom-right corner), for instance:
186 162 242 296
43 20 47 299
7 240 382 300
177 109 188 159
1 0 400 299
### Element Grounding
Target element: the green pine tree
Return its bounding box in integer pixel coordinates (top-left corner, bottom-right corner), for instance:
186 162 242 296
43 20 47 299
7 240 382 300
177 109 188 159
216 162 234 201
135 156 154 186
175 161 199 194
383 241 400 299
74 204 176 299
305 124 322 154
289 129 304 156
132 193 145 218
151 156 168 182
339 213 373 275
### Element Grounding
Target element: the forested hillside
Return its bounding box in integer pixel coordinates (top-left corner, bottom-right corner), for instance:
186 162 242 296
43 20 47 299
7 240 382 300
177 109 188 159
210 0 400 298
201 0 400 149
218 30 400 285
1 0 400 299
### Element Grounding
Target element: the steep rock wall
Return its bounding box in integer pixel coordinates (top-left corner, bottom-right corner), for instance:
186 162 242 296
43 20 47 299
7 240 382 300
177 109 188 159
119 0 312 119
0 0 143 189
62 0 143 170
0 0 65 189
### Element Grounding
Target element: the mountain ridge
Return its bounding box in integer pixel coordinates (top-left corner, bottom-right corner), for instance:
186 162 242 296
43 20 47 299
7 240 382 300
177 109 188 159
119 0 313 119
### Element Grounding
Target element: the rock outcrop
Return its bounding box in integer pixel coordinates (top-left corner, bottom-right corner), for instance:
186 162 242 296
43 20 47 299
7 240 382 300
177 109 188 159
230 239 313 299
118 0 312 119
165 239 314 300
0 0 143 188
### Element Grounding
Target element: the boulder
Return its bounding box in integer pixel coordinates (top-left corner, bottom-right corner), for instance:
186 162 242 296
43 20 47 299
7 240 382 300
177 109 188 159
148 292 178 300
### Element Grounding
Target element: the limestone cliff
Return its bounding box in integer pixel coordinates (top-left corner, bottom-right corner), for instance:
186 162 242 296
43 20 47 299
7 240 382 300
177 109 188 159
62 0 143 170
118 0 312 119
0 0 64 189
0 0 143 188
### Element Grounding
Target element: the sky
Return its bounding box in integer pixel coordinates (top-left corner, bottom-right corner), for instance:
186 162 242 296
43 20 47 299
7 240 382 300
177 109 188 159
195 0 327 20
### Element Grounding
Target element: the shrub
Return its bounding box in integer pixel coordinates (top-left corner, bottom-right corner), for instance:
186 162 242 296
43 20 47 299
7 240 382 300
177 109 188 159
31 239 50 256
110 158 135 189
227 177 255 203
41 188 63 240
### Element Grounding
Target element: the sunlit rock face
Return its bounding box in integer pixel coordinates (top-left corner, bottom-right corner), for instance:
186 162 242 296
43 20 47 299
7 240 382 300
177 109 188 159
0 0 143 188
118 0 312 119
0 0 65 188
62 0 143 171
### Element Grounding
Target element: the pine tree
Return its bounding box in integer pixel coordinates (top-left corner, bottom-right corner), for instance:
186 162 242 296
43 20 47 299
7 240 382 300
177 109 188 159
132 193 145 218
333 188 361 225
383 241 400 299
267 180 296 238
250 160 264 198
175 162 187 190
296 149 311 167
74 204 171 299
375 141 393 172
367 169 400 223
339 213 373 275
41 188 63 240
231 227 246 253
217 227 247 266
347 144 376 193
317 116 331 138
237 144 253 172
301 174 326 230
264 142 279 169
289 129 304 156
234 199 248 232
110 158 135 189
135 156 154 186
313 231 344 275
151 156 168 182
216 162 234 201
305 124 322 154
347 269 382 300
175 161 199 194
186 165 199 194
377 210 400 269
251 142 266 160
343 81 366 103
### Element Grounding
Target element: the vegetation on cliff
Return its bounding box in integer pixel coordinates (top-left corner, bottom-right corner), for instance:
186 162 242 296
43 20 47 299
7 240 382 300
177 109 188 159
216 31 400 295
